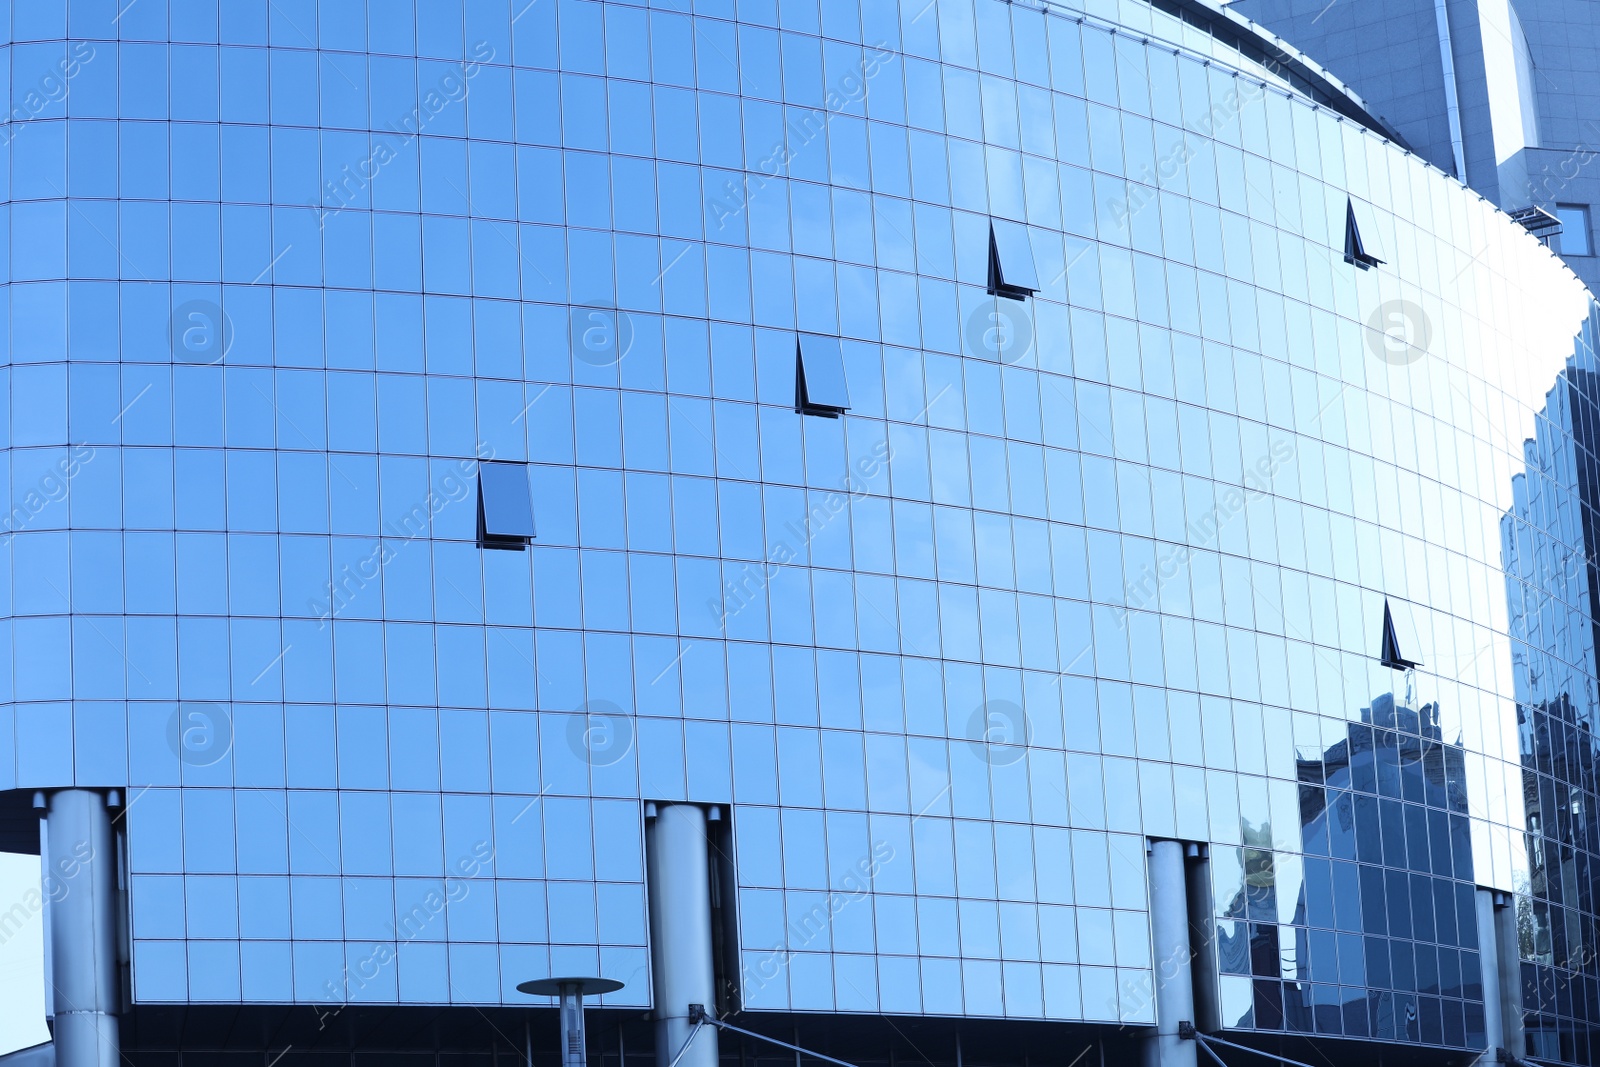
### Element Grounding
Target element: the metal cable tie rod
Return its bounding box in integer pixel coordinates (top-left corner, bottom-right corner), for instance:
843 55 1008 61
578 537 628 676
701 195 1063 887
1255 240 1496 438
690 1012 863 1067
664 1020 706 1067
1196 1038 1230 1067
1194 1033 1321 1067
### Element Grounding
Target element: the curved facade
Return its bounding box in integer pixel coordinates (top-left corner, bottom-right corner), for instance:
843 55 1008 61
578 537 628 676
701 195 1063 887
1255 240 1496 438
2 0 1599 1064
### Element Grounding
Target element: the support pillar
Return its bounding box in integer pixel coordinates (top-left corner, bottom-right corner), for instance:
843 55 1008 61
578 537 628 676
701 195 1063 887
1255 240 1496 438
1474 889 1504 1060
1183 844 1218 1034
646 804 719 1067
557 983 592 1067
1494 894 1524 1058
45 790 120 1067
1143 840 1196 1067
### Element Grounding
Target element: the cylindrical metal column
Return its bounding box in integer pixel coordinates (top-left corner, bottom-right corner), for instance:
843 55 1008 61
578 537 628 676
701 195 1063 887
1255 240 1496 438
558 982 590 1067
647 804 719 1067
1494 896 1524 1058
1144 840 1196 1067
1183 847 1218 1034
1474 889 1503 1057
46 790 120 1067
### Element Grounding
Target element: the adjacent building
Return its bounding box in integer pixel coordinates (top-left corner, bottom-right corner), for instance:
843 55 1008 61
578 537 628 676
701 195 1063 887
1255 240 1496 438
0 1 1597 1066
1231 0 1600 293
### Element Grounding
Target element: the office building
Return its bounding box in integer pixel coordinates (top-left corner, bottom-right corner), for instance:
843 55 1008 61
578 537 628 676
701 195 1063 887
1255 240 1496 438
0 1 1596 1065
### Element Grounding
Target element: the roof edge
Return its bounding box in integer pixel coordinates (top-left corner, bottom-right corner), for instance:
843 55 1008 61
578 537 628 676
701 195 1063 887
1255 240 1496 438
1178 0 1410 146
1022 0 1411 149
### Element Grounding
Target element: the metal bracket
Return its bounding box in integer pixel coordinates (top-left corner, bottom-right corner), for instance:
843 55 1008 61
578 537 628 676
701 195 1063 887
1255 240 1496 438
1177 1022 1196 1040
687 1004 709 1025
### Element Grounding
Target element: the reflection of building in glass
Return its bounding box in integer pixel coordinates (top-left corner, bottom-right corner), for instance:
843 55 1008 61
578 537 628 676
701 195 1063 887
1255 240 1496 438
1504 353 1600 1063
1517 693 1600 1060
1215 692 1484 1048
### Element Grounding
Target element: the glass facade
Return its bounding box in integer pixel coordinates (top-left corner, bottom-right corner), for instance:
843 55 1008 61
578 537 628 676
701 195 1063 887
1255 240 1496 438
1503 364 1600 1063
2 0 1599 1062
1227 696 1483 1044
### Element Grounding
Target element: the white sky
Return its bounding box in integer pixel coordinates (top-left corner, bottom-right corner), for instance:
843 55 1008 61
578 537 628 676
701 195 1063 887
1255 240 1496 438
0 851 52 1056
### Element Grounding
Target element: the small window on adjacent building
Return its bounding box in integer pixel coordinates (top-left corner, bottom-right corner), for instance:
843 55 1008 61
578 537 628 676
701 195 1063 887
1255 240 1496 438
988 219 1039 298
478 462 535 549
795 334 850 417
1344 199 1383 269
1558 205 1592 256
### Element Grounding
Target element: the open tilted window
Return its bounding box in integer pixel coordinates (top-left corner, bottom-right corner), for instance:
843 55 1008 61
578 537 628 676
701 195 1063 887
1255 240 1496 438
795 334 850 417
1378 600 1419 671
1344 199 1384 269
988 219 1039 298
478 462 535 549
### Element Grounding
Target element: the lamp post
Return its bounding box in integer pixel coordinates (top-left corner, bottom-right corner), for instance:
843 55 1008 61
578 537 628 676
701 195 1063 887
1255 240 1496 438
517 976 625 1067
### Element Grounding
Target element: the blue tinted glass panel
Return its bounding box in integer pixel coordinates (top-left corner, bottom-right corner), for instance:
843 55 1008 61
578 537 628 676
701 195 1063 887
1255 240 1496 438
797 335 850 413
480 462 536 539
991 219 1039 292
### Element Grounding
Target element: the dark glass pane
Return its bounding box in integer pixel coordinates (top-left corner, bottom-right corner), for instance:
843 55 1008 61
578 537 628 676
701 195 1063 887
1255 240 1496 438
1308 928 1337 982
1299 785 1329 855
1298 754 1324 785
1438 946 1461 999
1355 794 1383 864
1250 922 1281 977
1359 864 1388 936
1461 948 1483 1000
1303 857 1334 928
1414 941 1439 995
1418 995 1443 1045
1465 1000 1487 1049
1443 746 1469 813
1246 869 1277 922
1385 869 1413 939
1338 932 1366 987
1218 920 1251 975
1399 733 1425 804
1410 873 1436 943
1314 984 1343 1035
1449 813 1474 881
1365 935 1392 989
1404 802 1430 871
1433 809 1459 876
1379 798 1407 868
1285 980 1313 1034
1254 979 1284 1030
1376 729 1402 798
1343 990 1371 1038
1391 940 1416 993
1329 791 1357 861
1369 990 1397 1040
1455 883 1479 948
1349 725 1376 793
1431 877 1457 947
1331 860 1362 932
1422 740 1447 809
1442 997 1466 1049
1325 739 1352 791
1394 992 1420 1041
